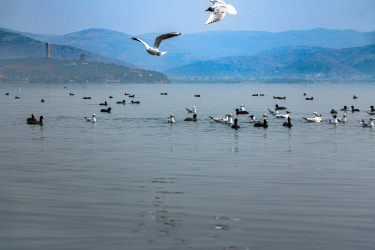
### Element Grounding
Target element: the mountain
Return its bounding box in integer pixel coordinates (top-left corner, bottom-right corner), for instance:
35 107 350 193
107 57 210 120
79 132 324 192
0 30 136 68
9 28 374 72
165 44 375 79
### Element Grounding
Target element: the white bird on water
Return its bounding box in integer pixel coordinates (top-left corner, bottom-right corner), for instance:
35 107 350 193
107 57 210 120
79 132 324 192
360 117 375 127
168 114 175 123
85 114 96 123
337 114 347 123
205 0 237 25
130 32 181 56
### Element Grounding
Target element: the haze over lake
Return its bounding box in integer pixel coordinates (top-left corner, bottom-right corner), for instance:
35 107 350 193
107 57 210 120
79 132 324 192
1 82 375 250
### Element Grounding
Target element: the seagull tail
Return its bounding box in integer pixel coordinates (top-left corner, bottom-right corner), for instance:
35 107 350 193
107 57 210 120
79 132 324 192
157 52 167 56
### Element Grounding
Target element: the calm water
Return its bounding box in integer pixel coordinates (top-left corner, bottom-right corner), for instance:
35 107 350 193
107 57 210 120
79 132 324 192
1 82 375 250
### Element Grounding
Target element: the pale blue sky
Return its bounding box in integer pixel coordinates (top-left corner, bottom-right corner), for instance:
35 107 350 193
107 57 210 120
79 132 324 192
1 0 375 35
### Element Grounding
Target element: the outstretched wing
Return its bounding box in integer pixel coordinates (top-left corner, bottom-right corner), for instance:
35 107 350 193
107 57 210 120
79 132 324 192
153 32 181 49
205 7 226 24
225 4 237 14
130 37 151 49
210 0 226 4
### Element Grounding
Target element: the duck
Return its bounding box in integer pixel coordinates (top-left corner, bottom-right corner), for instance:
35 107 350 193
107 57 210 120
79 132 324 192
252 94 259 96
330 109 338 114
283 116 293 127
186 106 196 113
124 93 130 96
273 96 286 100
100 107 111 113
306 97 313 100
117 100 126 104
260 94 265 96
131 101 140 104
41 99 45 102
129 95 135 98
195 95 201 97
303 93 307 96
353 95 358 99
131 32 181 56
359 117 375 127
221 114 234 124
231 119 240 130
27 114 37 122
160 93 168 95
185 114 197 121
209 113 230 123
83 97 91 99
239 104 246 111
337 114 347 123
275 104 286 110
351 106 360 112
370 106 375 112
99 101 108 106
205 0 237 25
85 114 96 123
254 119 268 128
329 115 339 124
249 114 268 123
109 96 113 99
70 93 74 96
168 114 175 123
5 92 9 95
235 109 249 115
268 108 279 115
15 96 20 99
27 116 44 125
341 106 349 111
273 111 291 119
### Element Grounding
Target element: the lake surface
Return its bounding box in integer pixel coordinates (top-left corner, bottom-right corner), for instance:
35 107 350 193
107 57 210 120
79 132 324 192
1 82 375 250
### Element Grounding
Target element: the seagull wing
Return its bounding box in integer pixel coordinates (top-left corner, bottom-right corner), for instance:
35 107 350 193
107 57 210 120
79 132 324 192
153 32 181 49
210 0 226 4
225 4 237 14
130 37 151 49
205 7 227 24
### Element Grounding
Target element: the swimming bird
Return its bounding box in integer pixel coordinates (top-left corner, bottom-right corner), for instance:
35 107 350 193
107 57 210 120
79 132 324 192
186 106 197 114
99 101 108 106
341 106 349 111
209 113 230 123
252 94 259 96
205 0 237 25
41 99 45 102
124 93 130 96
221 114 234 124
85 114 96 123
83 97 91 99
337 114 347 123
274 111 291 119
130 32 181 56
235 109 249 115
117 100 126 104
27 114 37 122
275 104 286 110
129 95 135 98
100 107 111 113
366 111 375 115
254 119 268 128
17 88 21 90
249 114 268 123
353 95 358 99
131 101 140 104
185 114 197 122
331 109 338 114
303 112 322 123
168 114 175 123
160 93 168 95
231 118 240 129
195 95 201 97
5 92 9 95
27 116 44 125
239 104 246 111
109 96 113 99
268 109 279 115
351 106 360 112
306 97 313 100
329 115 338 124
273 96 286 100
70 93 74 96
303 93 307 96
283 117 293 127
15 96 20 99
369 106 375 112
359 117 375 127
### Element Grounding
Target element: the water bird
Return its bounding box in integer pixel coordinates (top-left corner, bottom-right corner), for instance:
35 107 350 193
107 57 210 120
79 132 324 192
130 32 181 56
235 109 249 115
239 104 246 111
274 111 291 119
124 93 130 96
351 106 360 112
168 114 175 123
221 114 234 124
249 114 268 123
41 99 45 102
27 114 37 122
260 94 265 96
306 97 313 100
27 116 44 125
303 93 307 96
186 106 197 114
231 119 240 129
329 115 339 124
337 114 347 123
17 88 21 90
160 93 168 95
100 107 111 113
274 96 286 100
268 109 279 115
366 111 375 115
275 104 286 110
195 95 201 97
353 95 358 99
205 0 237 25
369 106 375 112
341 106 349 111
117 100 126 104
283 117 293 127
70 93 74 96
254 119 268 128
252 94 258 96
83 97 91 99
15 96 20 99
359 118 375 127
109 96 113 99
303 112 322 123
5 92 9 95
185 114 197 121
209 113 229 123
131 100 140 104
85 114 96 123
99 101 108 106
331 109 338 114
129 95 135 98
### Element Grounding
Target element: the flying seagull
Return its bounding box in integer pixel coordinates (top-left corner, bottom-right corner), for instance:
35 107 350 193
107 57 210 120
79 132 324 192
205 0 237 25
130 32 181 56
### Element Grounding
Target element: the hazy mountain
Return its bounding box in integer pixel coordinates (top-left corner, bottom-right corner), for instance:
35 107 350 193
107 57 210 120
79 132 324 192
0 30 136 68
165 44 375 78
9 28 374 72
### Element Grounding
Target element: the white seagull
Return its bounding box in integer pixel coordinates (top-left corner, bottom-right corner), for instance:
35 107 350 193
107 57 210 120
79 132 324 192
168 114 175 123
240 104 245 111
186 106 196 114
268 109 279 115
303 112 322 123
249 114 268 123
274 111 291 119
337 114 347 123
85 114 96 123
209 113 230 123
205 0 237 25
360 118 375 127
130 32 181 56
221 114 234 124
328 115 338 124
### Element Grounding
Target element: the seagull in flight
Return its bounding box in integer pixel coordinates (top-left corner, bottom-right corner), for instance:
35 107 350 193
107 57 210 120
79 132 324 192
205 0 237 25
130 32 181 56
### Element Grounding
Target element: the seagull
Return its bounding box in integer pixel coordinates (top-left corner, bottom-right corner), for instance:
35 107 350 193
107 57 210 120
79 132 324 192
221 114 234 124
209 113 230 123
205 0 237 25
249 114 268 123
168 114 175 123
303 112 322 123
268 109 279 115
360 117 375 127
130 32 181 56
273 111 291 119
85 114 96 123
186 106 196 114
328 115 338 124
337 114 347 123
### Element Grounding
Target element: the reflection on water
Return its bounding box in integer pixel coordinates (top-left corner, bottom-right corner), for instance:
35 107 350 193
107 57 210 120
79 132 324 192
1 82 375 250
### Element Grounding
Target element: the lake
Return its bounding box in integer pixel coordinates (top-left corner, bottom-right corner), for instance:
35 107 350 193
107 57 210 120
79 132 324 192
1 82 375 250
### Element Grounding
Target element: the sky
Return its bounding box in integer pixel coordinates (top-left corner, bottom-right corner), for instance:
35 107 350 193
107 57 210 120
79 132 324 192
1 0 375 36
